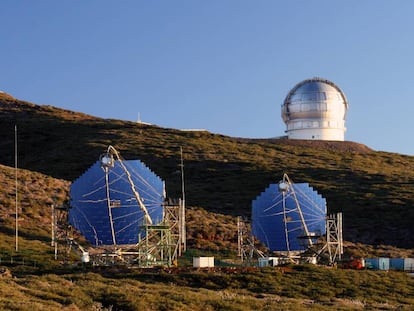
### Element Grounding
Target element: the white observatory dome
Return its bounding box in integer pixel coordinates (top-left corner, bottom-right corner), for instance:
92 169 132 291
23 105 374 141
281 77 349 141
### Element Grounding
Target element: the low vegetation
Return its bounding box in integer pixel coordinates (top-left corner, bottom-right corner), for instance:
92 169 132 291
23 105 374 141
1 265 414 310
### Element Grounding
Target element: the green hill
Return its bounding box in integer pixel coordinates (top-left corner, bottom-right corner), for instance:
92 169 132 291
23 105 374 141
1 95 413 249
1 94 414 310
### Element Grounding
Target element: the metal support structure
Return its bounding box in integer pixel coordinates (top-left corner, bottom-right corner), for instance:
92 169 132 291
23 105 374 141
51 204 56 259
164 199 184 260
101 145 152 225
134 198 185 267
52 201 183 267
237 216 264 264
280 174 313 248
237 216 243 259
103 169 117 248
51 204 73 262
137 224 173 267
65 198 185 267
326 212 343 264
132 147 187 266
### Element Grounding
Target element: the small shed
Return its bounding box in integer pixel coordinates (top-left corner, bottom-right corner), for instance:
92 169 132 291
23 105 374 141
193 257 214 268
258 257 281 267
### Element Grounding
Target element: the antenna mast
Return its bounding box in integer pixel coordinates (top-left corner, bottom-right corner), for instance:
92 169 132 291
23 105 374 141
15 125 18 252
180 146 186 252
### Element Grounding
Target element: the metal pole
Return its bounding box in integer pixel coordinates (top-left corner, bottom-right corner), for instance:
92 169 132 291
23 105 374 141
180 147 186 251
104 170 117 248
51 204 58 260
15 125 18 252
282 191 290 257
51 204 55 247
338 212 343 259
237 216 243 261
107 146 152 224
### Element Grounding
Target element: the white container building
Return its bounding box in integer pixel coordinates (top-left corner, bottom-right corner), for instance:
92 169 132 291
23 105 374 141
193 257 214 268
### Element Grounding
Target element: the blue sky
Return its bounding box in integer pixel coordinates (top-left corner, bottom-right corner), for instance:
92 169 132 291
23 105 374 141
1 1 414 155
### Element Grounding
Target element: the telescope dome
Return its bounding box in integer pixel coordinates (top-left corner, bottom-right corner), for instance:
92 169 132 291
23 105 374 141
281 78 349 141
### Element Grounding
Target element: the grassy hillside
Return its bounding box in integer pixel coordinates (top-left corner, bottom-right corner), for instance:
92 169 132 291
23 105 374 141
1 95 414 310
1 96 414 249
1 265 414 310
0 167 413 311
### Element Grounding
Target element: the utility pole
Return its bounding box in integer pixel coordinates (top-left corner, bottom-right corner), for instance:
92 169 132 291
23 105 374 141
180 147 186 252
15 125 18 252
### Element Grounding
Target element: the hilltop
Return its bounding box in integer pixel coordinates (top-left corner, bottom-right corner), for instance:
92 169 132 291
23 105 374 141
0 95 414 251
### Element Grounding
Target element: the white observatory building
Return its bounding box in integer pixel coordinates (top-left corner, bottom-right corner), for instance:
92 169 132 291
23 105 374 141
281 77 349 141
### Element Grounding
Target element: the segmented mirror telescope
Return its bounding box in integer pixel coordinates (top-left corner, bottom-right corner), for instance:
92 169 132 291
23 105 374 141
69 159 164 246
252 182 326 252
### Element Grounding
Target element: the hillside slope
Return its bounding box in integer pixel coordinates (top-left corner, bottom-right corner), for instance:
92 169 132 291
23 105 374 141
1 96 414 249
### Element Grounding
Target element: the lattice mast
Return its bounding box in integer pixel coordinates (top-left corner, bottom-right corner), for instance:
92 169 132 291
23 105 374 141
326 212 343 264
237 216 264 263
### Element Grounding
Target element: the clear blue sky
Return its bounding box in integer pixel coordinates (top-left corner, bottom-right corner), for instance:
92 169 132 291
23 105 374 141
1 1 414 155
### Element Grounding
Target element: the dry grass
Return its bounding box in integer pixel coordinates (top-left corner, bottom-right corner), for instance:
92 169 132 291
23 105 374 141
1 265 414 310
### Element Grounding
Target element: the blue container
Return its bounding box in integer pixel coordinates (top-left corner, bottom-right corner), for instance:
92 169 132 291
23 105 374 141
390 258 405 271
365 258 389 270
390 258 414 271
